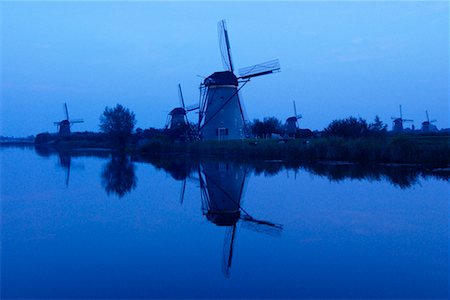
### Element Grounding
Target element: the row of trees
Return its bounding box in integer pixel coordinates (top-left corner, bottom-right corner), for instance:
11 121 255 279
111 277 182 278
95 104 390 147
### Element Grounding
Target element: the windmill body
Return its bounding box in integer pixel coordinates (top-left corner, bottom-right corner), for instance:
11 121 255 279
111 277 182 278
166 84 198 130
391 105 412 132
198 20 280 141
201 72 245 140
54 103 83 135
167 107 187 129
421 110 438 132
285 101 302 138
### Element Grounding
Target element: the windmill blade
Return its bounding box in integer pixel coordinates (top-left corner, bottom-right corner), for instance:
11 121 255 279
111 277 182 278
430 119 437 123
293 101 297 118
185 104 200 112
54 121 61 125
240 214 283 237
64 103 69 120
403 119 414 122
399 105 403 120
222 225 237 278
178 84 186 109
218 20 234 72
70 119 84 124
238 59 280 79
179 179 186 204
65 160 71 186
426 110 430 122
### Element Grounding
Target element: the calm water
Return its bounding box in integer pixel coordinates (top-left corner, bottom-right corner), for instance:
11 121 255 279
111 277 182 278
1 147 448 299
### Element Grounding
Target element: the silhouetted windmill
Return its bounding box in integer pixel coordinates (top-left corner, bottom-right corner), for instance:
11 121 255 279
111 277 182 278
166 84 199 129
421 110 438 132
391 105 413 132
285 101 302 138
54 103 83 134
198 20 280 141
198 162 282 277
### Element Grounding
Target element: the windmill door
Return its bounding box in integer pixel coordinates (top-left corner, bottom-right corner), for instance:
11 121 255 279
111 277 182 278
217 128 228 141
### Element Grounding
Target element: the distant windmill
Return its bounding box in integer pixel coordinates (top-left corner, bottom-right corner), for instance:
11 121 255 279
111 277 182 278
391 105 413 132
198 20 280 141
421 110 438 132
198 162 282 278
54 103 83 134
166 84 199 129
285 101 302 138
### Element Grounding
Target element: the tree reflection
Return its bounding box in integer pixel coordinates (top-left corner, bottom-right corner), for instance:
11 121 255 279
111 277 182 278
101 154 137 198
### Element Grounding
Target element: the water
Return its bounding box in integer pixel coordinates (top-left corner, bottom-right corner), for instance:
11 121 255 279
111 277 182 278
1 147 448 299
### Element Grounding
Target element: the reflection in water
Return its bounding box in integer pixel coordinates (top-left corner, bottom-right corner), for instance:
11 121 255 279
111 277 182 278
101 154 137 198
58 151 72 186
198 161 283 277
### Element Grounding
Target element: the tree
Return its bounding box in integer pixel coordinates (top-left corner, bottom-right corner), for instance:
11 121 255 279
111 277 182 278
368 115 388 137
324 116 368 138
251 117 283 138
100 104 136 146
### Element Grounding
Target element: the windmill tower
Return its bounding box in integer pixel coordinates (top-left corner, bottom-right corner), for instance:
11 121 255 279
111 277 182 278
285 101 302 138
421 110 438 132
54 103 84 134
198 161 282 277
198 20 280 141
166 84 199 130
391 105 413 132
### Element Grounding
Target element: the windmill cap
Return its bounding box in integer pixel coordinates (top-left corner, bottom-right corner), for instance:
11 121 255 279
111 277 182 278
286 116 297 122
207 210 240 226
169 107 187 115
204 71 238 87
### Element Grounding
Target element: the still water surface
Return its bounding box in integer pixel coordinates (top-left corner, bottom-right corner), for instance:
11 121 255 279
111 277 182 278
1 147 448 299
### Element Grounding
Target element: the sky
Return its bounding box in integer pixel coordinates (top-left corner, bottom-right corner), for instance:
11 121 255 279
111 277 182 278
1 0 449 136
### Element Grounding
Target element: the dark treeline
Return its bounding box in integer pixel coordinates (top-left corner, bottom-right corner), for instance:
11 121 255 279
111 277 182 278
8 104 447 165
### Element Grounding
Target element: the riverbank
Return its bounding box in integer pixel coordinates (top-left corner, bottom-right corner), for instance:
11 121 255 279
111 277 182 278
5 133 449 166
138 135 450 166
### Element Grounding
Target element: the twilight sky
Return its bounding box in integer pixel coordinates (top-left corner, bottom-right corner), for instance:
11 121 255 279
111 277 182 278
1 0 449 136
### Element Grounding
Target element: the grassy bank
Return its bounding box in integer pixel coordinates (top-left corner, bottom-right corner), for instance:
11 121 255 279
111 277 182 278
138 135 450 165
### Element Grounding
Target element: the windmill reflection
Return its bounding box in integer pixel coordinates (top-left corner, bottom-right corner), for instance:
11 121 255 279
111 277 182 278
198 161 282 277
101 154 137 198
58 151 72 186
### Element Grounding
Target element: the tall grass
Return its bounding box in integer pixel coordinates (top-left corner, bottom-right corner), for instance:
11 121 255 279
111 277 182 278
138 136 450 165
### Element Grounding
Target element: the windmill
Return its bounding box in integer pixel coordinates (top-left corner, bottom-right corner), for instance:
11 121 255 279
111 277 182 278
285 101 302 138
391 105 413 132
198 161 282 277
198 20 281 141
421 110 438 132
166 84 199 130
54 103 84 134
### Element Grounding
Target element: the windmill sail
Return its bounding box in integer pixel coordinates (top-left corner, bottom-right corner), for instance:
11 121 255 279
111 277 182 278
178 83 186 109
238 59 280 79
218 20 234 72
64 103 69 120
222 225 237 278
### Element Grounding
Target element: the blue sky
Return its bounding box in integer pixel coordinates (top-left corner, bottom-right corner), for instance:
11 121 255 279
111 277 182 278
1 1 448 136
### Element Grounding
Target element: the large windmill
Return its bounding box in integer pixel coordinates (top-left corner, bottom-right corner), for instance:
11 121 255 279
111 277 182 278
166 84 199 130
54 103 84 134
285 101 302 138
198 20 280 141
391 105 413 132
198 161 282 277
421 110 438 132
